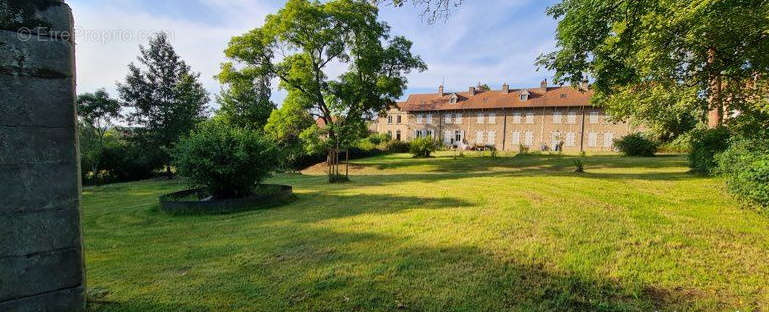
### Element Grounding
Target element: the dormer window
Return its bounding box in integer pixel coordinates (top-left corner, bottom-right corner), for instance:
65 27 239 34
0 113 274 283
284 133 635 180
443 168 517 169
520 89 530 102
449 93 458 104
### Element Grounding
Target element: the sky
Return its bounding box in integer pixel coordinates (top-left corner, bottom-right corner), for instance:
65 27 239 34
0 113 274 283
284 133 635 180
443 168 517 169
68 0 561 109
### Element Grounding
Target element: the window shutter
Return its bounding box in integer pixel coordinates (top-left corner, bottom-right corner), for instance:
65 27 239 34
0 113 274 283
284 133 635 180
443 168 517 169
477 113 484 124
456 113 463 124
488 112 496 124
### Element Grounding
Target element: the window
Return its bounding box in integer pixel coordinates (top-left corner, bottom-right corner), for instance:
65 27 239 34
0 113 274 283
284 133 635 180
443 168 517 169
567 111 577 124
488 112 496 124
475 131 484 144
477 112 485 124
416 114 423 124
511 131 521 145
553 111 562 124
396 130 401 141
445 113 452 124
560 93 567 98
525 112 535 124
397 115 402 124
455 130 462 143
387 130 392 137
387 115 392 124
426 130 433 137
604 132 614 148
443 130 452 144
513 113 522 124
566 132 576 147
449 94 458 104
415 130 422 138
426 114 433 124
588 132 598 147
487 131 496 145
520 94 528 101
455 113 463 124
524 131 534 146
589 112 600 124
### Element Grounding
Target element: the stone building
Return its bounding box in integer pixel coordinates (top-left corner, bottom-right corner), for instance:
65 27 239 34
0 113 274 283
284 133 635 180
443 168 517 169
376 81 637 152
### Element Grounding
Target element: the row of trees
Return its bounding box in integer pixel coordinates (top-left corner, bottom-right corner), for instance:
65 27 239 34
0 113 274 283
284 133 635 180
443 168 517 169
78 0 426 187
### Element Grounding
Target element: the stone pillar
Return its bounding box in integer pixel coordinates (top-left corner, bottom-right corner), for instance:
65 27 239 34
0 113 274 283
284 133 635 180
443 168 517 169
0 0 85 311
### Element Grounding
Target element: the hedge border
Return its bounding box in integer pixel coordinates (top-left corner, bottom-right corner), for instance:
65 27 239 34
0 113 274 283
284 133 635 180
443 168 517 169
159 184 295 216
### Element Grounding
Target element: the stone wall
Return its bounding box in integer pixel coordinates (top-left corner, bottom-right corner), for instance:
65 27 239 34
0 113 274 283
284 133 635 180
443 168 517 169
0 0 85 311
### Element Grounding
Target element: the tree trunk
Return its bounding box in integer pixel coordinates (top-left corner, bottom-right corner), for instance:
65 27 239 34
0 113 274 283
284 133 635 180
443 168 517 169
707 47 724 128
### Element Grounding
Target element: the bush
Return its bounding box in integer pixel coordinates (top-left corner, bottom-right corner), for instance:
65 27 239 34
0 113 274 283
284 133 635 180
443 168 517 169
173 121 279 199
385 140 410 153
689 127 731 175
657 133 692 153
613 133 658 157
100 140 165 183
409 137 439 158
573 159 585 173
716 139 769 210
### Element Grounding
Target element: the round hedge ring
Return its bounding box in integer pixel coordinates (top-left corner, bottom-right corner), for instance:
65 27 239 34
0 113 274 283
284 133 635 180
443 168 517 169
159 184 295 215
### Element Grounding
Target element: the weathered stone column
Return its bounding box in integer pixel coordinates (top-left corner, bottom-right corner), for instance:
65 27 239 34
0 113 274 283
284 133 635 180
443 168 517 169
0 0 86 311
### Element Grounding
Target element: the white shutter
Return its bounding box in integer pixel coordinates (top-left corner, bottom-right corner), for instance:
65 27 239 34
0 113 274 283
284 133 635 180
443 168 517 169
477 112 484 124
475 131 484 144
488 112 496 124
487 131 496 145
511 131 521 145
567 112 577 124
444 130 452 144
589 112 600 124
604 132 614 148
513 113 522 124
525 131 534 146
526 113 535 124
455 113 463 124
426 114 433 124
588 132 598 147
416 114 423 124
566 132 576 147
553 111 562 124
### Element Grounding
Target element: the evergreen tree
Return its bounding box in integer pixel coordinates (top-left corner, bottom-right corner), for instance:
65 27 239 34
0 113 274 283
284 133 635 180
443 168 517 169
117 32 209 174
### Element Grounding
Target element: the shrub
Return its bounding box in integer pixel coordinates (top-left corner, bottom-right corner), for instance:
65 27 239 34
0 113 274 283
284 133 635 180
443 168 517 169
573 159 585 173
100 140 165 182
519 144 530 154
658 133 692 153
716 139 769 210
385 140 410 153
613 133 658 157
409 137 439 158
173 121 279 199
689 127 731 175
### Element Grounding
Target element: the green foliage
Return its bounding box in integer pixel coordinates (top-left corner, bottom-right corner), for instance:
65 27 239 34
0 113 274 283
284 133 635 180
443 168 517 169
385 139 410 153
573 159 585 173
118 32 209 172
613 133 658 157
220 0 426 180
658 133 693 154
409 137 439 158
77 89 122 182
716 139 769 211
689 127 731 175
100 135 166 182
173 121 279 199
216 71 275 130
264 93 315 170
539 0 769 139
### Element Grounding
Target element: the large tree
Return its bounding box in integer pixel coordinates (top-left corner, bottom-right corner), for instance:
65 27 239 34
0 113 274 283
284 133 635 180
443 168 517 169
220 0 426 181
118 32 209 174
537 0 769 138
216 71 276 130
372 0 464 23
77 89 121 180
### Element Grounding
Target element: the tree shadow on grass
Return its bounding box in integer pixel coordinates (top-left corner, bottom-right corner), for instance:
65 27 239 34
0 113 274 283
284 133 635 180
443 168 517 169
175 228 707 312
356 153 689 175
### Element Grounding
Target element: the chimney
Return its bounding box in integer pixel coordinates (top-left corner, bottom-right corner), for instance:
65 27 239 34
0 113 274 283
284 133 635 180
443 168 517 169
502 83 509 93
469 86 476 96
438 85 444 96
540 79 548 91
580 80 589 91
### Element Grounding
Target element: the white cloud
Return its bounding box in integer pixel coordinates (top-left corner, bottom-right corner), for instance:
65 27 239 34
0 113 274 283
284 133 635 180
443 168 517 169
69 0 560 107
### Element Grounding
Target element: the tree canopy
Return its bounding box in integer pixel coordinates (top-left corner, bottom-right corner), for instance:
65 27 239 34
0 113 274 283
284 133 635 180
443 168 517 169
118 32 209 172
220 0 426 180
537 0 769 139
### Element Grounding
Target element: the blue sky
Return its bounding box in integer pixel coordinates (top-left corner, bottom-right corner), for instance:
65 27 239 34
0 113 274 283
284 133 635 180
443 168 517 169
69 0 561 107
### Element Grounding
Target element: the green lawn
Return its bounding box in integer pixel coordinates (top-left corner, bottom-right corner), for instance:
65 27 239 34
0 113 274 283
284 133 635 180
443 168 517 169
83 152 769 311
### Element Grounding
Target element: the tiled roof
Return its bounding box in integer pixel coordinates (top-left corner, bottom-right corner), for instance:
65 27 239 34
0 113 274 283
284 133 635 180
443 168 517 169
399 86 593 112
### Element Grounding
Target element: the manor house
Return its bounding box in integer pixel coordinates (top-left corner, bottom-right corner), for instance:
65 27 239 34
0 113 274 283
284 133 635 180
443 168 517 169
376 80 637 152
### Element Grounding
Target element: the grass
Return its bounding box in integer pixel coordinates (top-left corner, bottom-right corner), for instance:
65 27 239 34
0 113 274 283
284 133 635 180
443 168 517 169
83 152 769 311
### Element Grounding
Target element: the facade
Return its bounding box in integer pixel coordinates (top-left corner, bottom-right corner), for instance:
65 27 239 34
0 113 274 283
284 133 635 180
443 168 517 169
377 81 637 152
